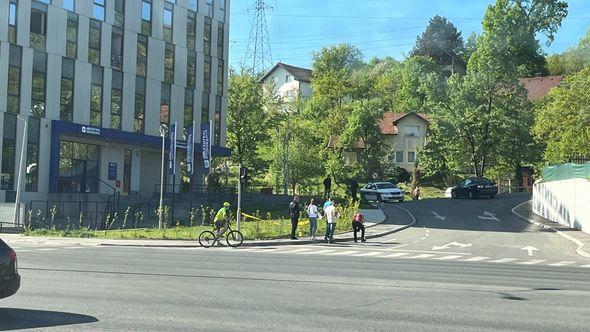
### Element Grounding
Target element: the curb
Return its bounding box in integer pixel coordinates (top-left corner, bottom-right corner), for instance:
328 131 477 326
511 200 590 259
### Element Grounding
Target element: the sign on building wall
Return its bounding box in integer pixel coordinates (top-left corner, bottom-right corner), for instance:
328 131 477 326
108 162 117 181
169 122 177 175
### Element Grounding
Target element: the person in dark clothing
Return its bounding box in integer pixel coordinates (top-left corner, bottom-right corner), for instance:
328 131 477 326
352 212 366 243
323 176 332 200
289 196 302 240
349 179 359 202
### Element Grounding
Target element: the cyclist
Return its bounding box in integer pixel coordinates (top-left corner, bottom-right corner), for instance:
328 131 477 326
214 202 231 241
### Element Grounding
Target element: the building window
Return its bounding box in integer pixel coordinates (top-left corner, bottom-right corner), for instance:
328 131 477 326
163 2 174 43
395 151 404 163
188 0 198 12
184 89 194 134
8 0 18 44
88 19 102 65
160 83 171 126
141 0 152 36
26 117 40 192
404 125 420 137
204 17 211 56
30 2 47 50
187 50 196 88
136 35 148 77
58 141 100 193
286 75 293 83
203 56 211 93
31 51 47 118
164 43 175 84
201 92 209 124
220 0 226 22
63 0 74 11
66 13 78 58
111 26 124 69
217 60 224 94
1 114 17 190
93 0 105 21
60 58 75 122
7 45 22 114
407 151 416 163
90 65 103 127
114 0 125 27
111 70 123 129
187 11 196 50
206 0 213 17
215 95 221 145
217 26 224 59
134 76 145 133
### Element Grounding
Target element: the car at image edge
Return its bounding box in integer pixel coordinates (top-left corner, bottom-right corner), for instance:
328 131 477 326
360 182 405 203
0 239 20 299
450 177 498 199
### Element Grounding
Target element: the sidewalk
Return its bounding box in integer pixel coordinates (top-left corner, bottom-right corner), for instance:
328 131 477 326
0 206 415 248
512 200 590 258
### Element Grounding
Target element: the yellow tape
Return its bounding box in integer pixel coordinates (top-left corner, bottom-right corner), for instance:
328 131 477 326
240 212 263 221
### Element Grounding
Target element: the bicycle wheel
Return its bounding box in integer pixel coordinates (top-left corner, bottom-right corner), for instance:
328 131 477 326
226 230 244 247
199 230 217 248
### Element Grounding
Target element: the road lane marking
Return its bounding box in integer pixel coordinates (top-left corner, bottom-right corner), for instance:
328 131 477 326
297 249 334 255
388 249 471 255
435 255 463 260
63 247 83 249
404 254 435 259
420 237 426 240
517 260 546 265
489 258 518 263
580 264 590 268
37 248 57 251
380 238 398 244
325 250 359 256
383 252 411 258
354 251 384 257
279 248 314 254
549 261 576 266
462 256 490 262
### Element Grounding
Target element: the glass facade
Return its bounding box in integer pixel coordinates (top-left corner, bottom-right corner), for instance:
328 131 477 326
7 45 22 114
30 1 48 50
111 70 123 129
203 56 211 93
184 89 194 134
111 26 124 70
134 76 146 133
141 0 152 36
163 2 174 43
31 51 47 118
201 92 209 124
26 117 40 192
89 19 102 65
114 0 125 27
136 35 148 77
8 0 17 44
164 43 175 84
58 141 100 193
204 17 211 56
160 83 171 126
66 13 78 58
187 50 196 88
187 11 197 50
1 114 17 190
90 65 104 127
60 58 75 122
93 0 105 21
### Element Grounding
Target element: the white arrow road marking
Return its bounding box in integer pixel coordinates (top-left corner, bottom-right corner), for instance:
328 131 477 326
549 261 576 266
521 246 539 256
478 210 500 222
432 241 472 251
432 212 446 221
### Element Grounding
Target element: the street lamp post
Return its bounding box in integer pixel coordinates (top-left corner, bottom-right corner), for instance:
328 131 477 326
14 115 28 226
158 125 166 229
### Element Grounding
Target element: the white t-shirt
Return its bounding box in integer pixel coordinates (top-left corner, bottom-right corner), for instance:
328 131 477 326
307 204 318 218
325 205 339 224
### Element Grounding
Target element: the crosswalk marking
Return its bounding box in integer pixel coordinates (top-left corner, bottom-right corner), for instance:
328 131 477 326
297 249 334 255
64 246 83 249
549 261 576 266
404 254 435 259
462 256 490 262
354 251 383 257
37 248 57 251
435 255 463 260
518 260 546 265
383 252 411 258
489 258 518 263
325 250 359 256
580 264 590 268
280 248 314 254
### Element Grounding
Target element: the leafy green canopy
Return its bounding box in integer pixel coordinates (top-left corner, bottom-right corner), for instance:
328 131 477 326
411 15 465 66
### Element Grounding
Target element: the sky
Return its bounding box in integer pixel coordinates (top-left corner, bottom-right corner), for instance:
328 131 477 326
228 0 590 70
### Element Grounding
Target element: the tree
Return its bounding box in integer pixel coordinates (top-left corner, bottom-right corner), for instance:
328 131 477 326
547 29 590 75
470 0 568 77
533 68 590 163
411 15 465 66
226 69 268 170
395 56 443 113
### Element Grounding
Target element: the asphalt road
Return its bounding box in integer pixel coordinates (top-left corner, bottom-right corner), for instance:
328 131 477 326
2 194 590 331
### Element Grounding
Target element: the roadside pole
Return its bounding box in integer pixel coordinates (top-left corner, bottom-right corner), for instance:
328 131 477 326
13 116 28 226
237 164 242 232
158 125 166 229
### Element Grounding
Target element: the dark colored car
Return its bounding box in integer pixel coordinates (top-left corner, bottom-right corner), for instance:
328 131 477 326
451 177 498 199
0 239 20 299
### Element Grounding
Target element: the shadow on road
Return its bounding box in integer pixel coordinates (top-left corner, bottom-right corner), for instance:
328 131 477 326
0 308 98 331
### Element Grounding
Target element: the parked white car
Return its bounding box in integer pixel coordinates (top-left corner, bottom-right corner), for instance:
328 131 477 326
360 182 405 203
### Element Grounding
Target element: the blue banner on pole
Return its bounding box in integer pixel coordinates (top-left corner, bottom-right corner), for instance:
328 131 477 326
201 122 210 172
187 124 194 176
168 123 176 175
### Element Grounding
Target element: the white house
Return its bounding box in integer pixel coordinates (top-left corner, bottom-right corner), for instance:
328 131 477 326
260 62 312 101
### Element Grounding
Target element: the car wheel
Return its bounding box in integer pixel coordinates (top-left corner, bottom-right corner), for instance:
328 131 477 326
468 191 476 199
451 190 457 199
377 194 383 202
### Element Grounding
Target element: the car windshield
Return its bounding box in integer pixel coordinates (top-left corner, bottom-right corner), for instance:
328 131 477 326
376 183 397 189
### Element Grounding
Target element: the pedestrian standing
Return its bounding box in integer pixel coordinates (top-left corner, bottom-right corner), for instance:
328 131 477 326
289 196 302 240
349 178 359 202
307 198 319 240
324 201 339 244
413 186 421 201
323 176 332 200
323 197 334 241
352 212 366 243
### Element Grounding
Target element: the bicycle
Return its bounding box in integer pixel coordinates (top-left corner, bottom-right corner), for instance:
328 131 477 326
199 220 244 248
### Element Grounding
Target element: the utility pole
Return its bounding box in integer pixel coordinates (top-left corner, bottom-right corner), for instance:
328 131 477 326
158 125 166 229
244 0 273 75
14 115 28 226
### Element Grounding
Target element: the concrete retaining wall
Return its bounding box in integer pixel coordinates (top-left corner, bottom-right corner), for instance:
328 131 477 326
533 178 590 234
